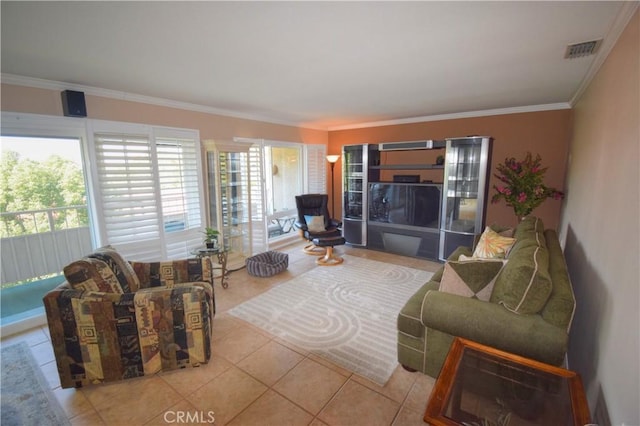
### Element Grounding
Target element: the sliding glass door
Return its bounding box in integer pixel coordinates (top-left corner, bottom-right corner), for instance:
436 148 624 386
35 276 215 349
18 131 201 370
206 139 326 256
265 144 303 242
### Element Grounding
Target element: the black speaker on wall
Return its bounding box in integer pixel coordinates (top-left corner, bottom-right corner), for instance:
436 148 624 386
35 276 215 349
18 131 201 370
61 90 87 117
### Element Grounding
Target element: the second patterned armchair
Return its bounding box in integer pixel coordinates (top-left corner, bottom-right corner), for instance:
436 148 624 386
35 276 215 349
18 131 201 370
43 246 215 388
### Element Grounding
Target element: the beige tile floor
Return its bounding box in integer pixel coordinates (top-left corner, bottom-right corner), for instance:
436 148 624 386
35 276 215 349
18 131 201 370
1 241 442 426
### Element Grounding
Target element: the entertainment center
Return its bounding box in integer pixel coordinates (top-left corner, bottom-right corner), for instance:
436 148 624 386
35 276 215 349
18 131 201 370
342 136 492 261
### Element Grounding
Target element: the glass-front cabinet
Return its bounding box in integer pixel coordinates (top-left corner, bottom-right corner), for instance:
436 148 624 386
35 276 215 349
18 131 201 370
342 144 379 246
439 136 492 260
206 149 251 267
219 152 251 254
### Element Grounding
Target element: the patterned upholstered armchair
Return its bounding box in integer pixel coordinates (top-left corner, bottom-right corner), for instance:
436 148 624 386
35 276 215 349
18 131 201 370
43 247 215 388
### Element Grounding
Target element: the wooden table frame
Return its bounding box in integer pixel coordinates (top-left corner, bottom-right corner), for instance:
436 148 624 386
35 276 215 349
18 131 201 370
424 338 591 426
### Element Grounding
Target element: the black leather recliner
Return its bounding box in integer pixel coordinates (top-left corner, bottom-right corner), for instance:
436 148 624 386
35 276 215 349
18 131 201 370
294 194 342 254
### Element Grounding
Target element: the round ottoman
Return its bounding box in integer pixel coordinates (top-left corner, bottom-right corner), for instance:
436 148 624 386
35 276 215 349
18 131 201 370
311 236 346 266
246 251 289 277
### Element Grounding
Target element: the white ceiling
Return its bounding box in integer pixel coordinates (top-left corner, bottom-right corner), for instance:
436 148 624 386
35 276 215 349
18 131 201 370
1 1 634 130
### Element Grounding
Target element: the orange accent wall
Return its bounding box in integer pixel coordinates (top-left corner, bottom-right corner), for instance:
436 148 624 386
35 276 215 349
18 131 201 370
328 109 573 230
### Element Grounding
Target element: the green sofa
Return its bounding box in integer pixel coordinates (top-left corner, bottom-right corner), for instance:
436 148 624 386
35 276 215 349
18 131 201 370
397 217 576 378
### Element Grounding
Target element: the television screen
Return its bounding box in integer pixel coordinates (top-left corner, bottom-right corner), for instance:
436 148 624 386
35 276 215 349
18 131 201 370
368 183 441 229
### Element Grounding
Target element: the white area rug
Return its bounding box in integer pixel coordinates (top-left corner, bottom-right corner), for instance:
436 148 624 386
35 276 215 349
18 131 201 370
229 254 432 385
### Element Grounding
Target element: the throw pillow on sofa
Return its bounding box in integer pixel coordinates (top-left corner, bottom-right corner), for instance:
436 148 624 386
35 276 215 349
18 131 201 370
470 227 516 259
493 224 515 237
439 260 506 301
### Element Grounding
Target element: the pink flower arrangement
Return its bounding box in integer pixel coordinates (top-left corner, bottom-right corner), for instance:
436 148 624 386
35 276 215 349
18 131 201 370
491 152 564 218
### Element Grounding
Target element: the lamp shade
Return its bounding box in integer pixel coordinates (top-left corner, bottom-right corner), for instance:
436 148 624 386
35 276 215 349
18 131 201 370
326 154 340 163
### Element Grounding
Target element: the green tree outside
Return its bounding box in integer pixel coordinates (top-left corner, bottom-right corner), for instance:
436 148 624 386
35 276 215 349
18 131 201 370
0 150 88 238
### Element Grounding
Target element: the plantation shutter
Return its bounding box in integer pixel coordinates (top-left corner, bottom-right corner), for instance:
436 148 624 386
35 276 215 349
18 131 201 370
248 142 267 254
156 132 204 259
305 144 327 193
92 126 204 261
93 132 161 259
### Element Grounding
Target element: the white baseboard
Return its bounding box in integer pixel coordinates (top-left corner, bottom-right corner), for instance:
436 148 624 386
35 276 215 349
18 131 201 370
1 310 47 338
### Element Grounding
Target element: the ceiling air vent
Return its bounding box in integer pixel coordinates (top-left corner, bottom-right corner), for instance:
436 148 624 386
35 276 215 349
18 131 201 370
564 39 602 59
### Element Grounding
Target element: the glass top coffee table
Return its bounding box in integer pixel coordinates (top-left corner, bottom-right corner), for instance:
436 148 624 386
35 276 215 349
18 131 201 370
424 338 591 426
191 247 229 289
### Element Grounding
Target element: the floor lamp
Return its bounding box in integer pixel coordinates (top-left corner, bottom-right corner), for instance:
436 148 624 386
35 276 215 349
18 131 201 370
326 154 340 219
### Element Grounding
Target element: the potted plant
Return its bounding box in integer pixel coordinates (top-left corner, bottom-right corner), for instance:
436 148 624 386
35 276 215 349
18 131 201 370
491 152 564 221
201 227 219 249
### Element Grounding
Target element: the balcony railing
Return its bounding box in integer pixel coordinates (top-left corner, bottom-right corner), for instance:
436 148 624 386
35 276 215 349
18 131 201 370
1 205 89 238
1 206 92 284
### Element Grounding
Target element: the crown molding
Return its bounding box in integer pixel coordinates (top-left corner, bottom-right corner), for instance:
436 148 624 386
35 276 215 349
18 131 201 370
570 1 639 106
2 3 635 134
0 73 328 131
0 74 570 133
326 103 572 131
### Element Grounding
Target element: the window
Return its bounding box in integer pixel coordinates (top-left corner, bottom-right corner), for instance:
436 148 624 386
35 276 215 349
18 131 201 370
90 124 204 260
267 144 303 216
206 138 326 255
239 138 326 247
0 113 204 333
1 131 91 326
93 133 157 244
157 138 200 232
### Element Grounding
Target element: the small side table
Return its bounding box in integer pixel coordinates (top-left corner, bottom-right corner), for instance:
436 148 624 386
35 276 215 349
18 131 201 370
275 216 296 233
424 338 591 426
269 216 297 237
192 247 229 289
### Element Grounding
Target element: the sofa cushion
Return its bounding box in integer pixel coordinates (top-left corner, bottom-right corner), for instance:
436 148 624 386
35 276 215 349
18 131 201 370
471 227 516 259
87 246 140 293
130 258 213 288
63 257 125 293
512 217 546 249
541 229 576 329
517 216 545 233
439 260 505 301
491 234 553 314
